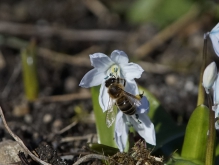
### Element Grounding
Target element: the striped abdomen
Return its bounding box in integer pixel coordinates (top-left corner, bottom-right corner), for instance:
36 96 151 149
116 95 136 115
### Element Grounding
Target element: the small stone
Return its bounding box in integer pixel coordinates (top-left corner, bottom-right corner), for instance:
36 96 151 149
184 80 194 92
43 114 53 124
52 119 63 132
165 74 177 86
0 140 27 164
64 77 77 93
12 104 29 117
24 114 32 123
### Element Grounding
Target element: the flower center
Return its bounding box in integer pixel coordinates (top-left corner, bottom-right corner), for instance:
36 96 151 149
105 64 121 79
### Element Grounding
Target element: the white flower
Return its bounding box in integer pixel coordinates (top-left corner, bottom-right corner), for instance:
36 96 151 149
213 73 219 106
212 74 219 130
79 50 144 112
115 96 156 152
215 106 219 130
202 62 217 94
209 23 219 56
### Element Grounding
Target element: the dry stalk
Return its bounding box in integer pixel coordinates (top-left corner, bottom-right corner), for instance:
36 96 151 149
0 107 51 165
72 154 107 165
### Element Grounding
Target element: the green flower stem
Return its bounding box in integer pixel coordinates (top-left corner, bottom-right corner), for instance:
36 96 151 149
197 35 207 106
205 94 215 165
91 86 117 148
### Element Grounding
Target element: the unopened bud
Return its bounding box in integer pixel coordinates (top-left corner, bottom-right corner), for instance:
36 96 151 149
202 62 217 94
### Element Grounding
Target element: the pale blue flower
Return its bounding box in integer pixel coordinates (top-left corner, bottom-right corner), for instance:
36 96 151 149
213 73 219 130
79 50 156 151
79 50 144 112
115 96 156 152
209 23 219 56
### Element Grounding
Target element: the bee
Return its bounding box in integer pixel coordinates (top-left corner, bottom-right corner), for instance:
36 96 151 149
105 77 142 128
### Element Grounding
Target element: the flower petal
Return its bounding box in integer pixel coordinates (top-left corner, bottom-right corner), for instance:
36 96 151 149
129 112 156 145
115 111 128 152
111 50 129 64
137 96 150 114
209 23 219 57
215 106 219 130
209 34 219 57
90 53 114 71
213 73 219 105
124 79 139 95
79 68 105 88
120 63 144 80
98 82 109 112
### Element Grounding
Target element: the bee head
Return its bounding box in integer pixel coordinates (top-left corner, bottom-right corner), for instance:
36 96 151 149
105 78 116 87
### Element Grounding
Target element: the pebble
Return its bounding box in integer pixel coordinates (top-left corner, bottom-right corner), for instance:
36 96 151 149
64 77 77 93
0 140 27 164
52 119 63 132
12 104 29 117
43 114 53 123
165 74 177 86
24 114 32 123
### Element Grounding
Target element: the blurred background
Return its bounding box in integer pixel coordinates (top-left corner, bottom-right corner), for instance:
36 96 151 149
0 0 219 163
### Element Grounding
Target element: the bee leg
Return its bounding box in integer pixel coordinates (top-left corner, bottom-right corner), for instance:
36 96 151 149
123 79 126 87
139 91 144 98
135 114 142 124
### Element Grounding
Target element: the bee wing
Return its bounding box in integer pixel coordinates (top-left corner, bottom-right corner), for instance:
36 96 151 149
106 97 116 128
123 90 142 107
106 108 116 128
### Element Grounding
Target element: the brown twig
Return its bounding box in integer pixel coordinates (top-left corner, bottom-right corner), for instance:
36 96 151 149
57 121 78 135
0 21 126 41
139 60 189 74
0 51 6 70
1 36 100 67
1 63 21 99
82 0 119 25
38 47 91 67
35 89 91 103
0 107 51 165
134 4 200 59
61 134 97 143
72 154 107 165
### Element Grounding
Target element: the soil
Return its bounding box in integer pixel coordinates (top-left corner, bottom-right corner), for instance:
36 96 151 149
0 0 218 164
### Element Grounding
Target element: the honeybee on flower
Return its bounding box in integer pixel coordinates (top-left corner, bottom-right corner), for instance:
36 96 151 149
79 50 156 151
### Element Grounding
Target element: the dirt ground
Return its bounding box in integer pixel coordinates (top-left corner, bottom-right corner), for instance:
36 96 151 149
0 0 218 164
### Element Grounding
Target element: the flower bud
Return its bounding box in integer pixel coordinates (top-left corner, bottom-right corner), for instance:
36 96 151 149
202 62 217 94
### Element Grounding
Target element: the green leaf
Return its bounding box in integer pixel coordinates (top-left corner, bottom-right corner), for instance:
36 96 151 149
21 40 39 101
126 0 162 24
167 154 204 165
91 86 117 148
87 143 119 156
139 86 185 152
181 105 209 162
169 159 204 165
127 0 193 27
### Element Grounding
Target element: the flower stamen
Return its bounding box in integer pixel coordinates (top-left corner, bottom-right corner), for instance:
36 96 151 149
107 64 121 78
